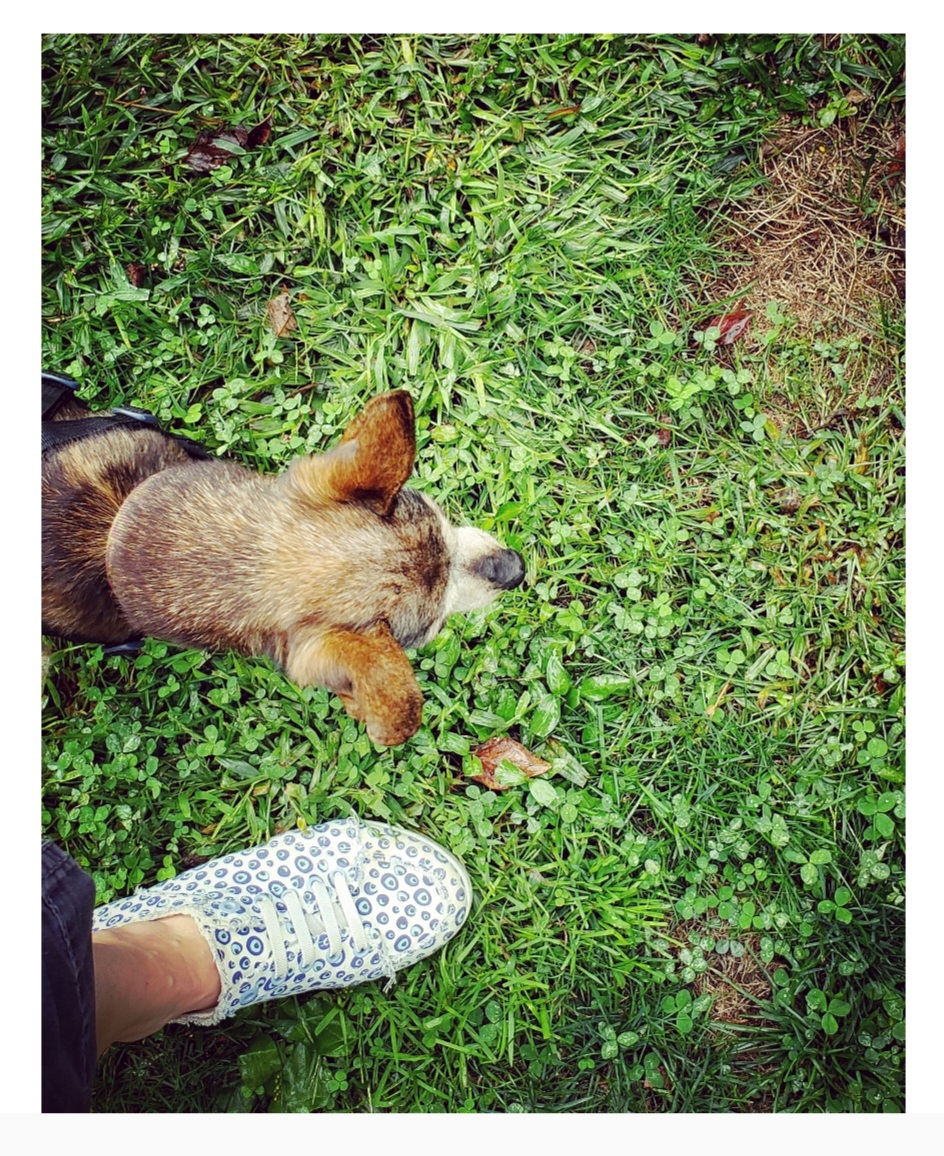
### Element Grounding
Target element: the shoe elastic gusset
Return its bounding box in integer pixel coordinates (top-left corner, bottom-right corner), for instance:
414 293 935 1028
91 818 472 1026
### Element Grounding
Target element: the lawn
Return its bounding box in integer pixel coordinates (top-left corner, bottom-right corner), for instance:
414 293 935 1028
41 33 905 1113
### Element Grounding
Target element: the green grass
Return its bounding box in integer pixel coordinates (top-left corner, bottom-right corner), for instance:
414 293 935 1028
41 34 905 1113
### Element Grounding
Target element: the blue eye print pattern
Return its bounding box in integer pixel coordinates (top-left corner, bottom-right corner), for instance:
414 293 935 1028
91 819 471 1027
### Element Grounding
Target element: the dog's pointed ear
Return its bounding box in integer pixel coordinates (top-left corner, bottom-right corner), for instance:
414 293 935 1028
284 620 423 746
286 391 415 515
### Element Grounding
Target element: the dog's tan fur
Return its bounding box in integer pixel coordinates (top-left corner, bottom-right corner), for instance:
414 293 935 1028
42 390 524 745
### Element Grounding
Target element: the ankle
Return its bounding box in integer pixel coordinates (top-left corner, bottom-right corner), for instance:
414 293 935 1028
93 915 221 1052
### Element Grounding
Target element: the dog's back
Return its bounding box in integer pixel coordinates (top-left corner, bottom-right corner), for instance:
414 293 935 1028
42 396 204 644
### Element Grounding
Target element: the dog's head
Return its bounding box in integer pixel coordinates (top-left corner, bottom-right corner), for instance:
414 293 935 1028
282 391 524 745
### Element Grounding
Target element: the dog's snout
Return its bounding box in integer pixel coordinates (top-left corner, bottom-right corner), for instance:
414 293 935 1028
475 548 525 590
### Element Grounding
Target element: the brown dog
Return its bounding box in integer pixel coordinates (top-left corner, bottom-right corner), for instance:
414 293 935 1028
42 387 524 745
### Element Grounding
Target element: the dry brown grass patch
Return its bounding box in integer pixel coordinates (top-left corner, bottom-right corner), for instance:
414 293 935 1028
695 934 774 1025
706 113 904 340
672 922 775 1025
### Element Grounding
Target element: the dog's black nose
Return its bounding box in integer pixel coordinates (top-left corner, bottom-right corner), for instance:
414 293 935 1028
500 549 526 589
475 548 525 590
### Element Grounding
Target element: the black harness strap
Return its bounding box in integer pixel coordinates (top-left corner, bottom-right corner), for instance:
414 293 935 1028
41 371 211 460
42 371 81 419
42 412 160 454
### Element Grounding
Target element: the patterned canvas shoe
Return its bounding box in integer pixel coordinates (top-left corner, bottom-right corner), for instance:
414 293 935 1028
91 818 472 1025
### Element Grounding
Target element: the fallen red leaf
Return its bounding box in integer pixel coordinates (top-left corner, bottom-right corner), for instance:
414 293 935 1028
708 308 751 345
469 736 551 791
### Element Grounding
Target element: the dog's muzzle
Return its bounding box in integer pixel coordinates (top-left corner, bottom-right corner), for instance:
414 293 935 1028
474 549 526 590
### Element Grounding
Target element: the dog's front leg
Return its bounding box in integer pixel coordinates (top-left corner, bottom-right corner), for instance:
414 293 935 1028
284 620 424 746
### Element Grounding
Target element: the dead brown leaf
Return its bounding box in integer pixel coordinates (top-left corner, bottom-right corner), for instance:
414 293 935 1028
775 488 802 514
183 114 272 174
127 263 147 287
469 736 550 791
184 127 246 174
179 852 210 871
267 291 298 338
246 114 273 149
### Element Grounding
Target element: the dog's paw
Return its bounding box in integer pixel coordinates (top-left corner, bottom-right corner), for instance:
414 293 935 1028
285 620 424 746
357 689 423 748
